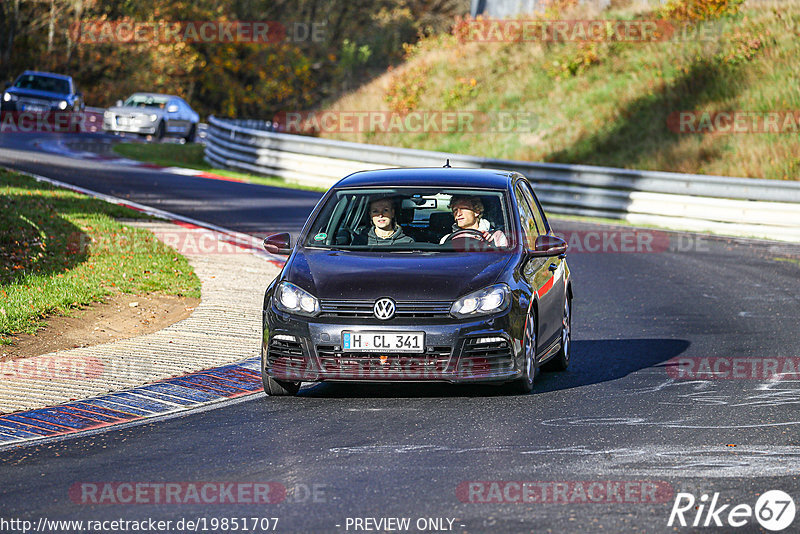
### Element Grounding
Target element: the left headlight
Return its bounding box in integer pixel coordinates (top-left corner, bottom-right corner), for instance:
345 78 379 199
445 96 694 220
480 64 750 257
451 284 511 318
58 100 68 110
274 281 320 317
3 92 17 102
148 113 158 122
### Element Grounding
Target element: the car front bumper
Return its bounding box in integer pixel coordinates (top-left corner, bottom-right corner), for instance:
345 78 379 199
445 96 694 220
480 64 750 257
103 118 157 135
0 102 71 112
262 305 525 384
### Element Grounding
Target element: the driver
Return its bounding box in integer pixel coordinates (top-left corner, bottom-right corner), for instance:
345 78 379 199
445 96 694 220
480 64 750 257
352 198 415 246
440 195 508 247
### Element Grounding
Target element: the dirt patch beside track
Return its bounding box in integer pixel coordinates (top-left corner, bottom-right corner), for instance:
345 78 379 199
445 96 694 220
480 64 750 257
2 293 199 361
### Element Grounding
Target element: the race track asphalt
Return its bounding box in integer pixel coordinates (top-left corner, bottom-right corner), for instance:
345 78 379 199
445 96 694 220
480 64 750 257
1 132 799 533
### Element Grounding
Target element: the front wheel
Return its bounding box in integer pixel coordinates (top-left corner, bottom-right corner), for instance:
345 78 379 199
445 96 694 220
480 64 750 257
543 297 571 372
262 373 301 396
154 120 165 141
184 124 196 143
511 311 536 394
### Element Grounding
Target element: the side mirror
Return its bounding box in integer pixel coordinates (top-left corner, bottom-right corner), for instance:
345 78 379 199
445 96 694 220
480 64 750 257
263 233 292 255
530 235 567 257
115 100 123 107
167 104 179 113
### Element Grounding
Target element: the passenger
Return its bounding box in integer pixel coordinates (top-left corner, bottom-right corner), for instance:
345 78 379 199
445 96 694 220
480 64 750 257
352 198 414 246
440 195 508 247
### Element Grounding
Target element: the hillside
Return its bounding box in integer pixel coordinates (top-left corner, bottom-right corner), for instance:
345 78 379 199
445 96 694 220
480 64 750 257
314 0 800 180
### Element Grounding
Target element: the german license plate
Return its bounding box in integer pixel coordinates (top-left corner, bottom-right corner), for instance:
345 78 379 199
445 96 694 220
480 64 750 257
342 331 425 353
117 117 130 126
23 104 46 112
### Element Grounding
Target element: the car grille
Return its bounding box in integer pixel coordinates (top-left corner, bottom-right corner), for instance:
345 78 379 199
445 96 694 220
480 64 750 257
316 345 452 379
318 299 451 318
267 337 309 378
18 97 57 111
456 337 514 378
19 97 53 106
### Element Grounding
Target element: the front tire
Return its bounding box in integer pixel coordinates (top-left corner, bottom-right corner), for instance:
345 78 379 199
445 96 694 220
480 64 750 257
543 297 571 372
154 120 165 141
262 373 301 396
184 124 196 143
511 311 536 394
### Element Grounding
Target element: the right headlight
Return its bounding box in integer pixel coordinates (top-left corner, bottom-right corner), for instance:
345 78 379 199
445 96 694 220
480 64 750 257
3 92 17 102
273 281 320 317
450 283 511 318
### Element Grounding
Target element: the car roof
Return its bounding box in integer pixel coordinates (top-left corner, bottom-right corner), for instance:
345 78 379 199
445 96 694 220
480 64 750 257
333 168 517 189
128 92 180 100
20 70 71 81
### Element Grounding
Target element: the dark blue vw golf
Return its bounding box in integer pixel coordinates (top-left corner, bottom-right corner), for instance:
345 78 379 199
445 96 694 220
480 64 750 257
261 168 572 395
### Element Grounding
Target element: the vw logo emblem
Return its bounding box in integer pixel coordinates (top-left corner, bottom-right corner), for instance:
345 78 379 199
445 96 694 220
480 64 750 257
373 298 396 320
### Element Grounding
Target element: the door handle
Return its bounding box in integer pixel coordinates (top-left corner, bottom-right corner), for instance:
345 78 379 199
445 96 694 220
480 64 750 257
548 263 558 272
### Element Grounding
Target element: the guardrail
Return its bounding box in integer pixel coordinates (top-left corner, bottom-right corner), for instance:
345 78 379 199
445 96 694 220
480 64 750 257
205 115 800 242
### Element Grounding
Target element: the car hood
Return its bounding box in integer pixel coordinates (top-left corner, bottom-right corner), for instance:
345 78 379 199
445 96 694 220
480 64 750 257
284 248 514 301
6 87 70 101
106 106 164 116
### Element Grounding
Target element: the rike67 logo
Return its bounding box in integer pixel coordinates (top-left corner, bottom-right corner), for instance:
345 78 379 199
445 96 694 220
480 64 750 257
668 490 796 531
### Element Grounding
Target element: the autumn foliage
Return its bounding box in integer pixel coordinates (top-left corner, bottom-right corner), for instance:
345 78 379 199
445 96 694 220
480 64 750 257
1 0 467 119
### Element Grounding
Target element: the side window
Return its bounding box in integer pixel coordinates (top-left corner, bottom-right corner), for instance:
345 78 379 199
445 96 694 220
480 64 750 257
521 182 549 234
514 184 539 249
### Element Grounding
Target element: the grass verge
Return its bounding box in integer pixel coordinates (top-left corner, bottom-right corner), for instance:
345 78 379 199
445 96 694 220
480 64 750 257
112 142 327 192
0 170 201 344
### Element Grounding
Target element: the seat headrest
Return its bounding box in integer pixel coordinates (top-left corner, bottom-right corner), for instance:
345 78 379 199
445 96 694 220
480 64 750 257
429 211 454 234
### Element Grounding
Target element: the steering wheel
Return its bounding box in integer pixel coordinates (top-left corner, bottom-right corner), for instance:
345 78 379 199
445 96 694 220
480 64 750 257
442 228 489 244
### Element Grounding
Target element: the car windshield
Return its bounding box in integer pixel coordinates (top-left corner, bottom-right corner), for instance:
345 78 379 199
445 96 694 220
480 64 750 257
123 95 169 108
304 187 514 251
14 74 69 95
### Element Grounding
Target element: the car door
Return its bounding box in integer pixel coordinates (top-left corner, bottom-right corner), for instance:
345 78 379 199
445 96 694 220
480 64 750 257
514 181 562 351
520 180 566 350
165 99 187 135
178 100 194 135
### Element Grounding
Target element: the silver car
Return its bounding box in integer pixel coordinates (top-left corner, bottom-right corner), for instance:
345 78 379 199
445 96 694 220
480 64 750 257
103 93 200 141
